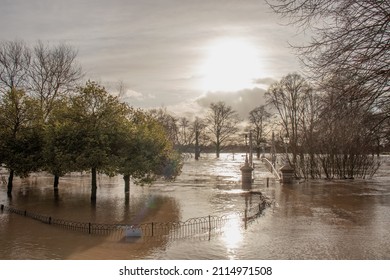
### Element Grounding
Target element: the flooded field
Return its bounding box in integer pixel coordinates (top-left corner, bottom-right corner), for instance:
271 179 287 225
1 153 389 259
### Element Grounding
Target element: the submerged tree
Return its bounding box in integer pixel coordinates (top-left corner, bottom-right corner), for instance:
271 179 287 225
266 72 381 179
266 1 388 179
0 88 43 195
177 117 193 151
49 81 183 200
0 40 83 195
248 106 270 159
267 0 390 122
265 73 313 169
117 109 182 193
67 81 128 201
206 102 240 158
42 98 80 190
316 74 381 179
191 117 207 160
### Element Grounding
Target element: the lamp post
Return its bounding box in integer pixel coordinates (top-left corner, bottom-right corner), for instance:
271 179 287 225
260 142 265 159
271 131 276 167
241 133 253 188
249 130 253 166
279 135 294 184
244 133 249 163
283 135 289 164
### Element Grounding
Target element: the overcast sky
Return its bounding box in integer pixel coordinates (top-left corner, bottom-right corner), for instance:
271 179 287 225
0 0 308 119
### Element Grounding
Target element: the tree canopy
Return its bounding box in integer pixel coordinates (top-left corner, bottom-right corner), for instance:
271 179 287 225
0 88 43 195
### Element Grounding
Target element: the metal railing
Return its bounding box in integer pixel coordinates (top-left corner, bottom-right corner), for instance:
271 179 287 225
262 157 281 180
0 199 271 240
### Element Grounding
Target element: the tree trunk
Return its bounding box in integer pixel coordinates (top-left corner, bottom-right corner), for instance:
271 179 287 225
125 191 130 207
7 169 14 197
216 141 220 158
376 137 380 157
53 175 60 189
91 167 97 201
123 174 130 193
195 130 200 160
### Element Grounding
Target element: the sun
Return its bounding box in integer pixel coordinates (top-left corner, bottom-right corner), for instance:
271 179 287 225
199 38 263 92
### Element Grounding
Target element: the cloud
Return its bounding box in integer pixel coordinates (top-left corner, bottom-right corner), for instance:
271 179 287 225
196 87 267 119
118 90 158 108
122 89 152 101
0 0 304 117
164 99 208 120
253 77 277 87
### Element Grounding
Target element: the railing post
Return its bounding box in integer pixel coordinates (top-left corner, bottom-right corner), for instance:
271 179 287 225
240 160 254 189
280 163 295 184
208 215 212 241
0 204 3 212
49 217 52 225
88 222 91 234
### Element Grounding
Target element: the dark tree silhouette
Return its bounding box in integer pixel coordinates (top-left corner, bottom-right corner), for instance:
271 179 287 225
206 101 240 158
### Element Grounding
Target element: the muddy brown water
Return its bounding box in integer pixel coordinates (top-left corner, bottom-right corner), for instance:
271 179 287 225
1 153 389 259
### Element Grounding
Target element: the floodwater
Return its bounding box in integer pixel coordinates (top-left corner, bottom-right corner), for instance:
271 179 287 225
0 153 389 260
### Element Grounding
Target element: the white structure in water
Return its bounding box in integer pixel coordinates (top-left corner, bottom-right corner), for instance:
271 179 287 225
124 226 142 237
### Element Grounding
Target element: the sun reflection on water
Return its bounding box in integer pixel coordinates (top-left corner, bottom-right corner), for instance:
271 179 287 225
221 215 243 259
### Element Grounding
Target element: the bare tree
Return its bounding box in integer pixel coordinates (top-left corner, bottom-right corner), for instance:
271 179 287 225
206 101 240 158
267 0 390 116
116 80 127 100
149 107 179 145
316 74 380 179
0 40 31 93
177 117 193 148
29 41 83 120
265 73 312 169
191 117 207 160
249 105 271 159
298 87 321 178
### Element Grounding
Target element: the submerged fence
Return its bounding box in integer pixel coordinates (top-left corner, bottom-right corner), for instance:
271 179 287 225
0 199 270 240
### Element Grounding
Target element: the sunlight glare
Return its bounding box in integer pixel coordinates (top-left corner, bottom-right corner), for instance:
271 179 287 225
222 215 243 251
199 38 263 92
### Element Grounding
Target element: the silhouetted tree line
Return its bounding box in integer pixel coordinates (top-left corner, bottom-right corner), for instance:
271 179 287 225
264 0 389 179
266 73 382 179
161 70 386 179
